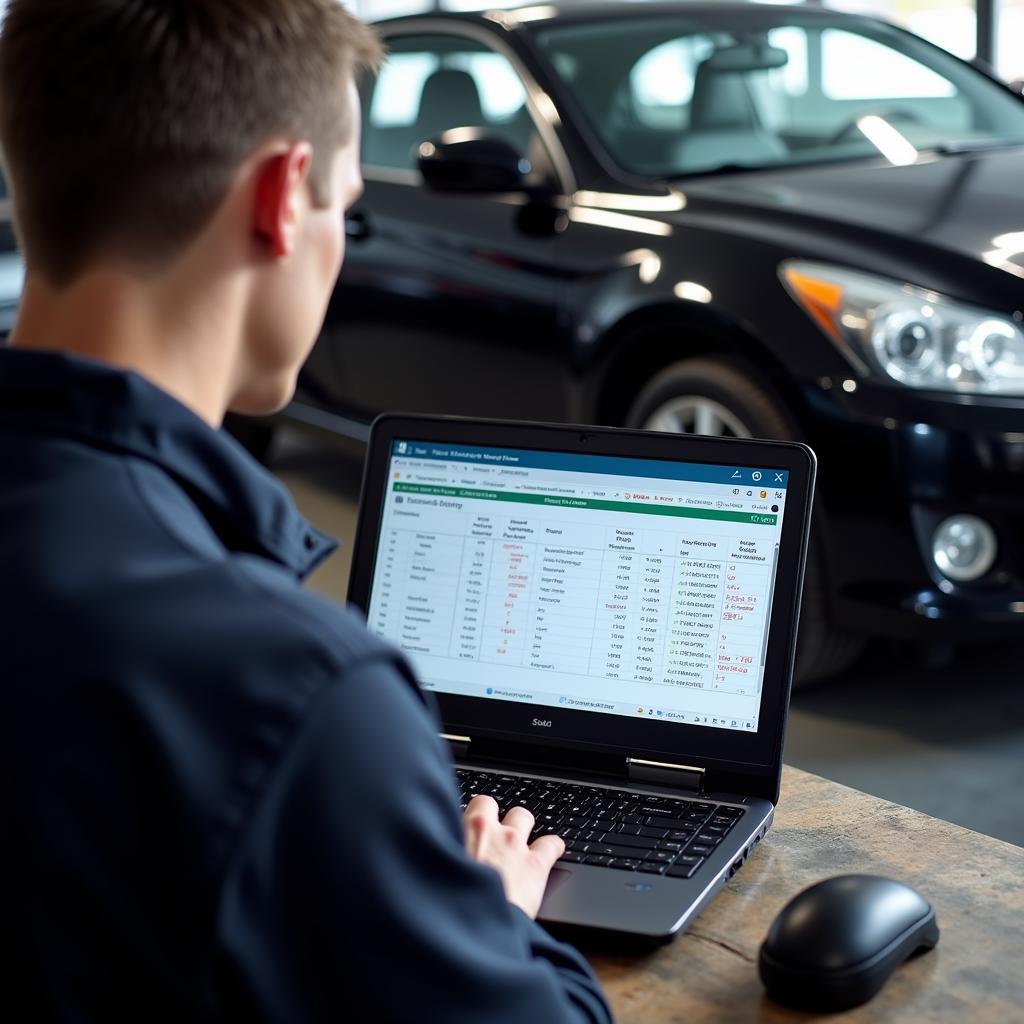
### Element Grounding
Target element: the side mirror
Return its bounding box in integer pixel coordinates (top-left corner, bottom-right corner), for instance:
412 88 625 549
417 130 531 194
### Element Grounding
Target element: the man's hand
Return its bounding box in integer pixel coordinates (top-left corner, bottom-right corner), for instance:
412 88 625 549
463 795 565 919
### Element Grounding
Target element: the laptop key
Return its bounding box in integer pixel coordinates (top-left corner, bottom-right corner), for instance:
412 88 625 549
638 826 669 839
675 854 703 865
535 825 563 837
607 859 641 871
605 833 659 850
645 850 675 863
580 844 618 857
666 860 703 879
645 816 691 830
695 832 723 845
597 844 647 859
638 861 668 874
689 843 714 856
584 855 611 867
559 851 586 863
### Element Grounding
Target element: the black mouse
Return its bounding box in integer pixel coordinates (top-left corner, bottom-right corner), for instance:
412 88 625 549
758 874 939 1012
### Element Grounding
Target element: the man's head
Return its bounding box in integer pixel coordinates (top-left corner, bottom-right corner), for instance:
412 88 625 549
0 0 382 416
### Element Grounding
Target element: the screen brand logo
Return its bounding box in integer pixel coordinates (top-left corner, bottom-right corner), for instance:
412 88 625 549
532 718 553 728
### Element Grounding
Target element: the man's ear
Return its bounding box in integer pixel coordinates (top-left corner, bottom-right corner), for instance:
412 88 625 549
253 142 314 259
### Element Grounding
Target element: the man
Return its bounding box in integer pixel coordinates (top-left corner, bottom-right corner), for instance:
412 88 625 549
0 2 612 1020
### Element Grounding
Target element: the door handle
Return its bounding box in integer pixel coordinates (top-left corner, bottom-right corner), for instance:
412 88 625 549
345 210 373 242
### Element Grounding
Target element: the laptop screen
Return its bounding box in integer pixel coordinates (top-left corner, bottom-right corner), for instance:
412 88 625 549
367 439 791 734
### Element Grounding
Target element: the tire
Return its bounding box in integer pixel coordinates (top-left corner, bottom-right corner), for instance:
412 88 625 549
624 358 864 687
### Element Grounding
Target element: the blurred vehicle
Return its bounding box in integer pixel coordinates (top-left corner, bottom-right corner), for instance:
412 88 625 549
281 1 1024 683
284 1 1024 683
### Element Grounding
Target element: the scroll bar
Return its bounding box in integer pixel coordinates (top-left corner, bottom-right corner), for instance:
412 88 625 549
760 543 780 668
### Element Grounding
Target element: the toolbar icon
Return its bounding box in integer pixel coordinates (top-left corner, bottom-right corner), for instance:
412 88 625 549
752 471 762 482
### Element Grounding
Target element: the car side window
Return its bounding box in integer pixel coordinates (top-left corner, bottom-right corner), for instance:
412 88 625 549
363 33 557 186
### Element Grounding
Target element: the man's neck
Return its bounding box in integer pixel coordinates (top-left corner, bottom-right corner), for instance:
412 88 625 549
11 265 243 427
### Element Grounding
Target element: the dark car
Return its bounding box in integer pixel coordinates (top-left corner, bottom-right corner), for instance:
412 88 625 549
268 3 1024 681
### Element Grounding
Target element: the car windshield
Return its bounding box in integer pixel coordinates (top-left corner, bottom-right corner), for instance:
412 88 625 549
534 11 1024 177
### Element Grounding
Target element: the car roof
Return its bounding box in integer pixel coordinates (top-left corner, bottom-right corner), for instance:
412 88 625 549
372 1 858 30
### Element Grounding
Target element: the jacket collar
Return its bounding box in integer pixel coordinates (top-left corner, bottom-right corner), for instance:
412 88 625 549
0 348 337 579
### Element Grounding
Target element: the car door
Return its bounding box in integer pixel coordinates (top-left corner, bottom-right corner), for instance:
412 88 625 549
324 27 573 422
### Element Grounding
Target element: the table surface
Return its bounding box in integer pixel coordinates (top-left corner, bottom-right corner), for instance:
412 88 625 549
584 765 1024 1023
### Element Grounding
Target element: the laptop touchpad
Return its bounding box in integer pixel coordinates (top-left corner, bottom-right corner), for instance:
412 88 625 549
545 868 573 897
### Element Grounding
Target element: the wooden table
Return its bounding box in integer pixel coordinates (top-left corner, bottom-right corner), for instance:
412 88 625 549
585 766 1024 1022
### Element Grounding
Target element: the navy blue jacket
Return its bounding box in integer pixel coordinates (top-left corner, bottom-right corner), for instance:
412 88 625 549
0 349 612 1023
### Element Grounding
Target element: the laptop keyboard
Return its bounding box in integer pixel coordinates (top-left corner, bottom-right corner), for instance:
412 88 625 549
456 768 745 879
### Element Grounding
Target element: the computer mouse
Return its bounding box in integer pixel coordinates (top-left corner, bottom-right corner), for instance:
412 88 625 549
758 874 939 1012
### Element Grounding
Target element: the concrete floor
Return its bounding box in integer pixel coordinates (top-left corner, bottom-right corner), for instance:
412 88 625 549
272 429 1024 849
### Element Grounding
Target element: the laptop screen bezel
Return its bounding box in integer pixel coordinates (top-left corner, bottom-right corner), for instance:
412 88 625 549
348 414 816 802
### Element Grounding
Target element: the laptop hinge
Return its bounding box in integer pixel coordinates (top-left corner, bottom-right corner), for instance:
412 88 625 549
626 757 705 793
441 732 471 759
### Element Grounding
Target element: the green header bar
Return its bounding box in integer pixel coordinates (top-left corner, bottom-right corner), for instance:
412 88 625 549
393 482 777 526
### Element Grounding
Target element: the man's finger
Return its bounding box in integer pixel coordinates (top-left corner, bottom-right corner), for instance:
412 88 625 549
502 805 535 841
528 833 566 870
463 794 499 826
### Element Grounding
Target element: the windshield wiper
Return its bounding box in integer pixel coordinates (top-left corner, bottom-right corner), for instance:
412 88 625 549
666 161 776 179
933 138 1024 155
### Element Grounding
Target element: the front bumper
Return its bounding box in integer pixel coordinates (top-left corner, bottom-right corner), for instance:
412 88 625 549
801 380 1024 637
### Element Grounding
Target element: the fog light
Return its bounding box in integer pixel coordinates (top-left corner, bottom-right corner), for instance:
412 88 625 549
931 515 997 582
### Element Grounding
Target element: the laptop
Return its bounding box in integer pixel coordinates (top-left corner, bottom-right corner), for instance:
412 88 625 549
348 414 815 939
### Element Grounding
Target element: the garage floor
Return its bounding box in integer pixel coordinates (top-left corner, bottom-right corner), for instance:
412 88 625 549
271 429 1024 849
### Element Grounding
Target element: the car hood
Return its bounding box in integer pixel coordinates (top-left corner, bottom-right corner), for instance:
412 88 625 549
680 149 1024 281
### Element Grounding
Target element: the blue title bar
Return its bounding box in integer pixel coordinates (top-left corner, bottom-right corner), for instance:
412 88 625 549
392 440 788 489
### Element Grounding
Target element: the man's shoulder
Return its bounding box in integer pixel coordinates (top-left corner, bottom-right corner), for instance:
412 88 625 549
3 427 415 782
218 550 399 675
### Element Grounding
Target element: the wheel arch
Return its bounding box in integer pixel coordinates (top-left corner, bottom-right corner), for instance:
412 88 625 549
583 306 805 431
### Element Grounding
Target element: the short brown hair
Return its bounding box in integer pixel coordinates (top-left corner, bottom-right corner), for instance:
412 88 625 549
0 0 382 285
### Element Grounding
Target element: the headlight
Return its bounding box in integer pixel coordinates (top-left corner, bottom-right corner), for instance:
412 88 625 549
781 260 1024 396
